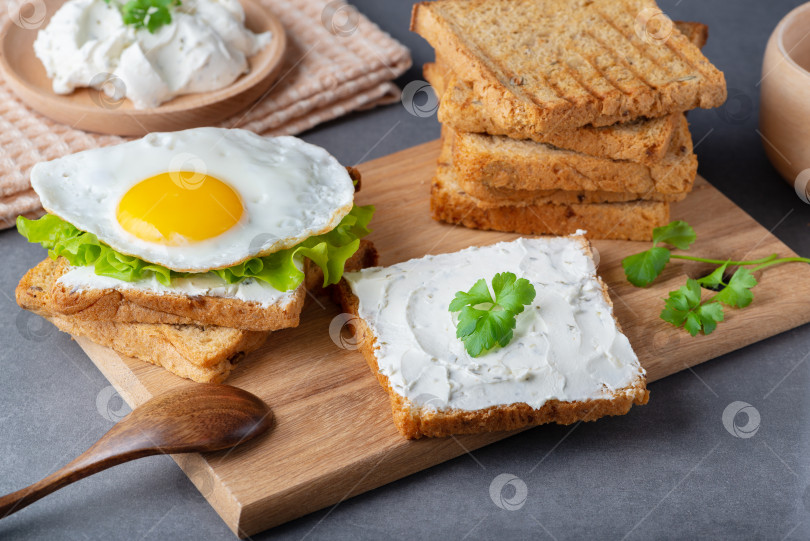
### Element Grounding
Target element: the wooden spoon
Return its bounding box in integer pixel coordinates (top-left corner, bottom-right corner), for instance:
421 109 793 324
0 384 272 518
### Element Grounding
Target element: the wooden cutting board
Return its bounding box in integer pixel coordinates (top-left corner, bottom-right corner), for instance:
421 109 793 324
75 139 810 537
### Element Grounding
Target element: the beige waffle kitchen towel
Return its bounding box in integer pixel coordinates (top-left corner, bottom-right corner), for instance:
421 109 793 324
0 0 411 228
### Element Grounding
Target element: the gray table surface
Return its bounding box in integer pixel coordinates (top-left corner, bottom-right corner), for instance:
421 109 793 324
2 0 810 539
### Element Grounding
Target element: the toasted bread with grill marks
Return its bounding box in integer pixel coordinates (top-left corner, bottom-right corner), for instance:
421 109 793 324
412 0 726 131
428 63 679 165
424 21 709 165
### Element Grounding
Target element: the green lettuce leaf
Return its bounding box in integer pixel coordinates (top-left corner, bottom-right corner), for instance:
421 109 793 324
16 204 373 291
16 214 175 285
211 204 374 290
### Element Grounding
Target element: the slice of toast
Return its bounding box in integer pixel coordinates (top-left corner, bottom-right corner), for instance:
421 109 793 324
676 20 709 49
425 21 709 165
47 316 267 383
411 0 726 131
48 259 306 332
448 113 696 195
45 240 379 331
16 257 268 383
431 163 670 240
335 235 648 439
428 62 680 166
438 133 684 205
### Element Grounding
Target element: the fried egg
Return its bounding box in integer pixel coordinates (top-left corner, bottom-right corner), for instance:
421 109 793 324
30 128 355 272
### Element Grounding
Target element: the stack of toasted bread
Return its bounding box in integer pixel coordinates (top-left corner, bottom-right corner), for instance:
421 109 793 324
412 0 727 240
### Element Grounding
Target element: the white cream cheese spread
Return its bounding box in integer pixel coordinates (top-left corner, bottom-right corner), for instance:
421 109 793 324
57 263 299 308
343 235 644 412
33 0 271 109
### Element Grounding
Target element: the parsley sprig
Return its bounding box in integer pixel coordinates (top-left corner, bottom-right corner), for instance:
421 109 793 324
449 272 536 357
623 221 810 336
105 0 181 33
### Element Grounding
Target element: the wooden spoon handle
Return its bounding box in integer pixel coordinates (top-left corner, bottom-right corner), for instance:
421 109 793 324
0 383 272 519
0 423 160 518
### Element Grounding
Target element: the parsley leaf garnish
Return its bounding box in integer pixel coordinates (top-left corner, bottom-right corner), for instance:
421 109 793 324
623 220 807 337
106 0 181 33
622 221 695 287
696 262 728 289
622 246 670 287
449 272 536 357
715 267 757 308
660 279 724 336
652 220 697 250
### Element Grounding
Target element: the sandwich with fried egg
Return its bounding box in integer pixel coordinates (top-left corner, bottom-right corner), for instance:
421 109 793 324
15 127 378 382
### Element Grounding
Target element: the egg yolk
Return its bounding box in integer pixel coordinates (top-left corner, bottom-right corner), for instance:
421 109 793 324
116 172 243 244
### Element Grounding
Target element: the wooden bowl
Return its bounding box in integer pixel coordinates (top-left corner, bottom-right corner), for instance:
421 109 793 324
0 0 287 136
760 1 810 196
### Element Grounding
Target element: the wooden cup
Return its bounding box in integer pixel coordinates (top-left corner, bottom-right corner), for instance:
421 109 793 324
760 1 810 202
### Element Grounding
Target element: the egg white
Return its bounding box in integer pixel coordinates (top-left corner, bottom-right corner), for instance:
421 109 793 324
30 128 355 272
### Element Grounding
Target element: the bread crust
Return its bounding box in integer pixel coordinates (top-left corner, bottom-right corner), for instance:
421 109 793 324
412 0 726 132
333 236 648 439
46 240 378 331
439 132 685 206
456 175 685 205
15 257 269 382
430 164 670 241
47 315 266 383
427 62 679 165
48 259 306 331
449 115 696 195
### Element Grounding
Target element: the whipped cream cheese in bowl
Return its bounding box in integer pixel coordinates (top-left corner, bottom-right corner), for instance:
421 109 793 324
33 0 272 109
0 0 286 134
